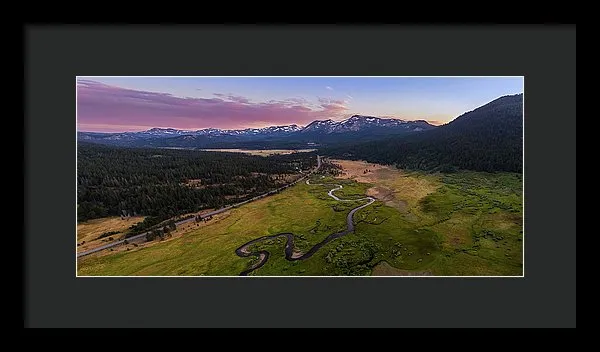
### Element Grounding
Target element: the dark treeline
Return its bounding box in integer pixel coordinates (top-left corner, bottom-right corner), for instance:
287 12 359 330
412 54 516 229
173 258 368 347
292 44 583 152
323 94 523 173
319 158 344 176
77 143 317 231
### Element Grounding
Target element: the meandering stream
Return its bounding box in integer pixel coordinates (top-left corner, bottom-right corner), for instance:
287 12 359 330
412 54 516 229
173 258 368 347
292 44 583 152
234 179 375 276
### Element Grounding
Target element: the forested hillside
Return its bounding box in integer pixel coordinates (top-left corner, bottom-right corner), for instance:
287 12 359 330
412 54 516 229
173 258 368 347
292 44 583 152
323 93 523 173
77 143 316 228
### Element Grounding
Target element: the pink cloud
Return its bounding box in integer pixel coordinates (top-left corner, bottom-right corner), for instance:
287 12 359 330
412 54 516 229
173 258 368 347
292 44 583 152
77 80 349 132
212 93 252 104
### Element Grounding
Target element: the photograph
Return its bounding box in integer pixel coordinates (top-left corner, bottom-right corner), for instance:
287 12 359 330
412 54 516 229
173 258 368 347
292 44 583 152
76 76 524 277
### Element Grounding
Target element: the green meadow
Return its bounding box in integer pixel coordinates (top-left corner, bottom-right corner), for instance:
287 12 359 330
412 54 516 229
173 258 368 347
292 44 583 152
77 168 522 276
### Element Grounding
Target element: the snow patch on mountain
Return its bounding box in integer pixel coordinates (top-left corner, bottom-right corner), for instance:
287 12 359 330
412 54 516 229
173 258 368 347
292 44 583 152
78 116 434 142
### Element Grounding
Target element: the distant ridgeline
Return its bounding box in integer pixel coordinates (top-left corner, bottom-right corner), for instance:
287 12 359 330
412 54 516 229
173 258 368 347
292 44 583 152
77 143 317 230
322 94 523 173
77 115 436 150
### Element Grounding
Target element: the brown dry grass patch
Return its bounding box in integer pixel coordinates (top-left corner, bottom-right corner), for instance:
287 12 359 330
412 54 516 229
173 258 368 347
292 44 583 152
330 159 390 183
184 179 203 187
82 210 233 258
480 211 523 232
331 159 440 212
371 261 432 276
77 216 146 251
366 186 408 212
428 215 474 250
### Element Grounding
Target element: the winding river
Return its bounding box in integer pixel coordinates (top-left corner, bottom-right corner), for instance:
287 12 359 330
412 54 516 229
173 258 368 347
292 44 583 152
234 179 375 276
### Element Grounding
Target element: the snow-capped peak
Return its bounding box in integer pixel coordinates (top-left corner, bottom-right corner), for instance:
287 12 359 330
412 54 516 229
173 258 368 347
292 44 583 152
298 115 431 134
124 117 431 139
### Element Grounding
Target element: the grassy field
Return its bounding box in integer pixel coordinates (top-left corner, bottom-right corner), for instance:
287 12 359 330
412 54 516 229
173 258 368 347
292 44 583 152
356 171 522 276
422 172 523 275
78 178 353 275
76 216 146 252
77 162 523 276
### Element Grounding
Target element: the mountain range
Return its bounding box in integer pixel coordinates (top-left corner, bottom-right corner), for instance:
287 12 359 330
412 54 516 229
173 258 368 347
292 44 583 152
78 115 436 148
78 93 523 172
323 93 523 172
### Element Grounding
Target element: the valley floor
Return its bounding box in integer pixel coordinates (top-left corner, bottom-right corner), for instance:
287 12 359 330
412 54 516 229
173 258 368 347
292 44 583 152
77 160 523 276
198 148 316 156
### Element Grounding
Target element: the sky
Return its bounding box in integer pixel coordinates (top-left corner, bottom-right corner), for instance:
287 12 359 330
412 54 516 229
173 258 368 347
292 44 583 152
76 76 524 132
